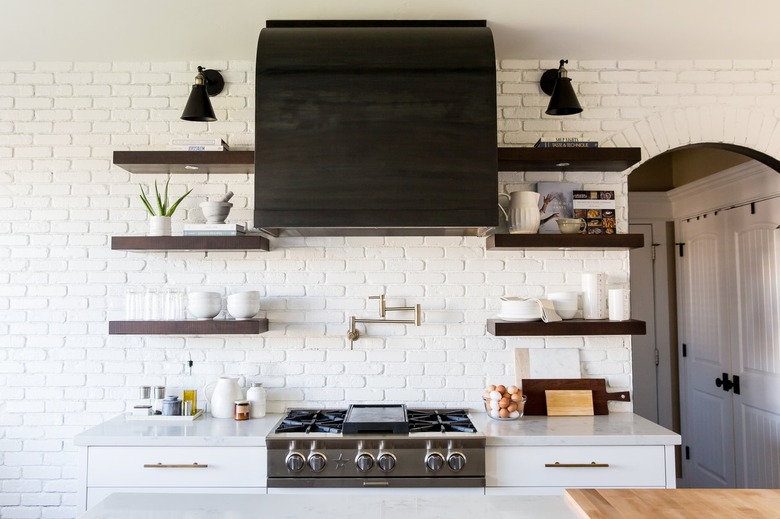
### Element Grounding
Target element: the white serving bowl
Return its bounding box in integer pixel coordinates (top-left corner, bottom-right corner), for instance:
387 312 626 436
187 299 222 320
500 297 539 314
551 303 578 319
199 201 233 224
227 298 260 320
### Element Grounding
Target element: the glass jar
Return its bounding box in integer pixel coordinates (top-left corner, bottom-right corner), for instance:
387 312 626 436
246 382 266 418
234 400 250 421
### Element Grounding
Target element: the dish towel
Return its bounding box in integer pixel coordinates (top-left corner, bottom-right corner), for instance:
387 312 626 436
535 298 562 323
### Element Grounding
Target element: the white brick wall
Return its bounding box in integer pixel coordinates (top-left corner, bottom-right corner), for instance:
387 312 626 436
1 58 780 518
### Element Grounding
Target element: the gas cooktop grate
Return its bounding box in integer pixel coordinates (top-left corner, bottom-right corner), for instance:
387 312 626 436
274 408 477 434
407 409 477 433
274 409 347 434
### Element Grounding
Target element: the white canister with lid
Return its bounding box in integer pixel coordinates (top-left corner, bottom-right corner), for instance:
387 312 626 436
246 382 266 418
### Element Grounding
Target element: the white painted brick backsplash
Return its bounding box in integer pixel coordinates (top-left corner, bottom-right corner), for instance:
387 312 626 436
2 56 778 517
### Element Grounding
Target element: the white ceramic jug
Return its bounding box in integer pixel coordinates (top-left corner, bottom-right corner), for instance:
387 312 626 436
498 191 541 234
204 376 244 418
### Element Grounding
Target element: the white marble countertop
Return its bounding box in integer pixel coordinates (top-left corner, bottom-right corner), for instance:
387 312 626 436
73 413 282 447
79 493 579 519
74 411 679 447
472 412 681 446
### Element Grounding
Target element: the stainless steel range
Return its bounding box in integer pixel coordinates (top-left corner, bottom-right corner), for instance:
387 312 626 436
266 404 485 489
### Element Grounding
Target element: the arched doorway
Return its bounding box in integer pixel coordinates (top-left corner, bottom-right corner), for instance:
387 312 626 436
628 143 780 489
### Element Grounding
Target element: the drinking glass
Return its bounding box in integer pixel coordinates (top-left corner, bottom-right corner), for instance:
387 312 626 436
125 287 144 320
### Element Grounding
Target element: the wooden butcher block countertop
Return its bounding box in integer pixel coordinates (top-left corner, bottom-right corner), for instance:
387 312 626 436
565 488 780 519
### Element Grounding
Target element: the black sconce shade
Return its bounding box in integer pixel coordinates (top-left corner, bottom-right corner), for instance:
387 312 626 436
540 59 582 116
181 66 225 122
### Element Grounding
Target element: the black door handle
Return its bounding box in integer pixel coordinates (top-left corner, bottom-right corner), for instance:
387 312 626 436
715 373 734 392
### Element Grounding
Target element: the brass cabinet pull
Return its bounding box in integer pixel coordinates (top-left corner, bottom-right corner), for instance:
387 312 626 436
544 461 610 468
143 462 208 469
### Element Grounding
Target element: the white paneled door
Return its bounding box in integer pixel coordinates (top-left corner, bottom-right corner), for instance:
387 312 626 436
729 199 780 488
678 212 735 488
679 199 780 489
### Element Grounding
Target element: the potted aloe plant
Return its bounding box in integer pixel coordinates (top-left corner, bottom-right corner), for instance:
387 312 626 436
139 177 193 236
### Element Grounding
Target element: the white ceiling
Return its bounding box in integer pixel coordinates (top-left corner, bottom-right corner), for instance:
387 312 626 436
3 0 779 61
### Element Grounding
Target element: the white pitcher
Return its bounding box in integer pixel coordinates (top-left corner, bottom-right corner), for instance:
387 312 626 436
204 376 244 418
498 191 541 234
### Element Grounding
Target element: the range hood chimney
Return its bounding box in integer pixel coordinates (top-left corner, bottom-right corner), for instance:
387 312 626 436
255 21 497 236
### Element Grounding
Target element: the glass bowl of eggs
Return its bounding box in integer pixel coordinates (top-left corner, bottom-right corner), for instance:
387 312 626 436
483 384 526 420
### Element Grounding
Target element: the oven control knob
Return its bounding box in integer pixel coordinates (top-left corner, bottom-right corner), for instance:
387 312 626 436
355 453 374 472
377 453 396 473
286 452 306 473
308 453 327 473
447 452 466 472
425 452 445 472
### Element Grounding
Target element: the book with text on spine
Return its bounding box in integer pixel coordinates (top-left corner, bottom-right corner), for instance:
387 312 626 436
165 145 228 152
534 139 598 148
183 223 246 233
169 137 228 147
182 231 245 236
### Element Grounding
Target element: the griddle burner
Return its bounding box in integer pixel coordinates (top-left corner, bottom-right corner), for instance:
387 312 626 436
407 409 477 433
274 409 347 434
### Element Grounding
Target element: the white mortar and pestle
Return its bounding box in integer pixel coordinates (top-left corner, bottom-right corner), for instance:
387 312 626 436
199 191 234 224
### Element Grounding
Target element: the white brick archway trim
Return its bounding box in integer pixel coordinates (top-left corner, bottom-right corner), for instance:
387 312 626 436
606 106 780 173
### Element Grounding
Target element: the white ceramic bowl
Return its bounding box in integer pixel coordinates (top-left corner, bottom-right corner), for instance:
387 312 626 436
500 297 539 314
227 298 260 320
199 201 233 224
187 299 222 320
188 291 221 300
227 291 260 303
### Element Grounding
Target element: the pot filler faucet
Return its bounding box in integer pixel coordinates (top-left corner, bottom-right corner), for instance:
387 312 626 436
347 295 422 348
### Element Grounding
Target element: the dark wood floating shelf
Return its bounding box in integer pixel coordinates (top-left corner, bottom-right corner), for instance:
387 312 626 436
497 147 641 172
487 318 647 337
113 150 254 174
112 147 640 175
486 233 644 250
111 235 270 251
109 319 268 335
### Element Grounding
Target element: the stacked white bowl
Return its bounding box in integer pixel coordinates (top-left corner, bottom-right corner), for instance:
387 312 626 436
227 291 261 320
546 292 580 319
498 297 542 322
187 291 222 320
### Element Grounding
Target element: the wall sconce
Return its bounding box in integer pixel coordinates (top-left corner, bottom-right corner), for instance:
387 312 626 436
540 59 582 116
181 66 225 122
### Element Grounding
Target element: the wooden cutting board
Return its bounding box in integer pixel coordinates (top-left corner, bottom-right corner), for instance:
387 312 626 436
521 378 630 415
545 390 594 416
565 488 780 519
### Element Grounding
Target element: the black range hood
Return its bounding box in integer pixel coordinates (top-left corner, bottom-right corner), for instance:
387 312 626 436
254 20 497 236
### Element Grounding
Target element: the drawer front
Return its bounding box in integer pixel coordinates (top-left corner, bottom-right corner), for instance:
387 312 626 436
88 446 266 487
487 445 666 488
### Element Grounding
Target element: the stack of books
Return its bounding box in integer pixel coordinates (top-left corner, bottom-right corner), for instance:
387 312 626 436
534 137 598 148
183 223 246 236
573 191 616 234
166 138 229 152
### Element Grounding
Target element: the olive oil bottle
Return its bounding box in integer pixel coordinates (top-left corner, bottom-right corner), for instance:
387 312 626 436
181 356 197 415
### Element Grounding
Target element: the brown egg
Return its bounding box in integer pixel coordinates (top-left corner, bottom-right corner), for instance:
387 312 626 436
511 392 523 401
498 397 511 408
507 385 519 394
507 403 518 413
487 384 496 392
499 408 510 418
496 384 507 394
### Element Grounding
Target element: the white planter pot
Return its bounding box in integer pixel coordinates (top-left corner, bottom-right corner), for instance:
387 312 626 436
149 216 171 236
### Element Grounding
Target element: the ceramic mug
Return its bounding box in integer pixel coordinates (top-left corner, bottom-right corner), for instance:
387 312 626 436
557 218 586 234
